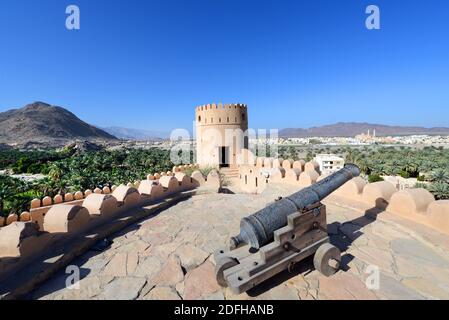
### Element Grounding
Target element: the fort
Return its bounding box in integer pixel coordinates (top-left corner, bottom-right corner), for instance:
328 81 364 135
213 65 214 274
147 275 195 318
1 103 449 300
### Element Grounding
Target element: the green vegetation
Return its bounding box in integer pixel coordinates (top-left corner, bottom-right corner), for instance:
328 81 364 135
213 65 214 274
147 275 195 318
0 149 71 174
368 174 384 183
278 145 449 200
417 175 426 182
428 183 449 200
0 175 43 217
345 146 449 199
0 148 178 217
343 146 449 177
199 166 215 177
308 139 322 145
1 144 449 217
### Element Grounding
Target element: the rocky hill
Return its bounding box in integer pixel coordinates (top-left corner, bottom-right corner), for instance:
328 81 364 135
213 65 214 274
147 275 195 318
0 102 117 148
280 122 449 138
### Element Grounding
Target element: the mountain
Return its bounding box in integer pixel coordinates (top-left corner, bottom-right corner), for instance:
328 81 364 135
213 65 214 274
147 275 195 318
101 126 168 140
0 102 118 148
279 122 449 138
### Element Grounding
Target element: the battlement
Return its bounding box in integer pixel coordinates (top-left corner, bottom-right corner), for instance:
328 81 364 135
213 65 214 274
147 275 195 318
237 151 449 237
195 103 248 127
195 103 247 112
0 164 200 229
0 166 223 297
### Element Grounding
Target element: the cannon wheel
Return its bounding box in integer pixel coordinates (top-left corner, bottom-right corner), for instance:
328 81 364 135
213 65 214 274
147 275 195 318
313 243 341 277
215 257 239 287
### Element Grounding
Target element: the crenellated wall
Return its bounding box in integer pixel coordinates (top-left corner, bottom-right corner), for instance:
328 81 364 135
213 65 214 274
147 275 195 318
0 165 222 271
238 157 322 193
237 156 449 236
0 164 201 229
330 178 449 236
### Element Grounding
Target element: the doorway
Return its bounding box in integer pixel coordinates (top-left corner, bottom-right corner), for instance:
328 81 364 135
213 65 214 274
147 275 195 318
219 146 229 168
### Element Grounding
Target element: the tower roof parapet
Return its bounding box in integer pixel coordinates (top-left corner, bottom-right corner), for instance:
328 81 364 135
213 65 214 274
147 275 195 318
196 103 247 112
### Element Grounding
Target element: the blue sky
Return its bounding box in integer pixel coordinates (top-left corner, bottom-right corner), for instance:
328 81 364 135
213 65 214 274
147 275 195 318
0 0 448 132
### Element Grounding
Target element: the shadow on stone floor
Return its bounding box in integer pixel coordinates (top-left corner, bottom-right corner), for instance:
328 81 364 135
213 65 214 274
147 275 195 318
246 204 385 297
329 203 385 252
219 187 235 194
245 253 355 297
26 195 194 300
26 196 387 300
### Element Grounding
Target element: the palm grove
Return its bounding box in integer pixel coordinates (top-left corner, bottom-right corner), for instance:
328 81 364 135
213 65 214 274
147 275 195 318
0 147 176 217
278 145 449 199
1 145 449 218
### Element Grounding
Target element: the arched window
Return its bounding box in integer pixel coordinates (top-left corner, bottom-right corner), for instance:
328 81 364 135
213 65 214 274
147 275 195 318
242 113 246 121
198 116 201 122
227 117 229 123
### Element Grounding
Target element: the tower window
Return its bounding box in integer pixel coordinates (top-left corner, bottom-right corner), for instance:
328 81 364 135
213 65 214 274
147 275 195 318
227 117 229 123
211 118 213 123
242 113 246 121
198 116 201 122
219 118 221 123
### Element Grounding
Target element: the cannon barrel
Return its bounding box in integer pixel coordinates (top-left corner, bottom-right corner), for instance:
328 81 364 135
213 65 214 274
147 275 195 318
230 164 360 249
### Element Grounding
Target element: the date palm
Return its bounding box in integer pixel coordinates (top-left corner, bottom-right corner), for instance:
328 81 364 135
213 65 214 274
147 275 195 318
430 169 449 184
428 183 449 200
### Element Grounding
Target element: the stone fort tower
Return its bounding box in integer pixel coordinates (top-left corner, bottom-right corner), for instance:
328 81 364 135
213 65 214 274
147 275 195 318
195 103 249 168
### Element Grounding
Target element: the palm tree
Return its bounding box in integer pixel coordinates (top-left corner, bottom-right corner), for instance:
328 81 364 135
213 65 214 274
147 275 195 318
430 169 449 184
428 183 449 200
404 159 419 177
0 176 17 215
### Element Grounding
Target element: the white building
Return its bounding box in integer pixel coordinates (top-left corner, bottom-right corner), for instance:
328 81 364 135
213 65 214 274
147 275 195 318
314 154 345 174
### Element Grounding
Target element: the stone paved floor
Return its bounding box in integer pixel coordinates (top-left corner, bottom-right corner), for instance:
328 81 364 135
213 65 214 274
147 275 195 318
30 185 449 300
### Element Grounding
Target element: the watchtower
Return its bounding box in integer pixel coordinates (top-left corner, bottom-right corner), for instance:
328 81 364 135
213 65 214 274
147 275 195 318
195 103 249 168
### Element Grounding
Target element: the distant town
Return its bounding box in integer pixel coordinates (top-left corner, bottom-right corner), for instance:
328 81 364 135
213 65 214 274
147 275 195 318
273 131 449 147
122 131 449 151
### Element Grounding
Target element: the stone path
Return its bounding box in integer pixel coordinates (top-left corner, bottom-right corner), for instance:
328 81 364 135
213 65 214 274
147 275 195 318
30 185 449 300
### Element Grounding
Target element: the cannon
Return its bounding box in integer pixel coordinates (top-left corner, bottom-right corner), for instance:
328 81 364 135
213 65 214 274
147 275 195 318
214 164 360 294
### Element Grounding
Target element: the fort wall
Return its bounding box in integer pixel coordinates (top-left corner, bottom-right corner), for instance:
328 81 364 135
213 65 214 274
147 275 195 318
0 165 221 281
238 156 449 236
